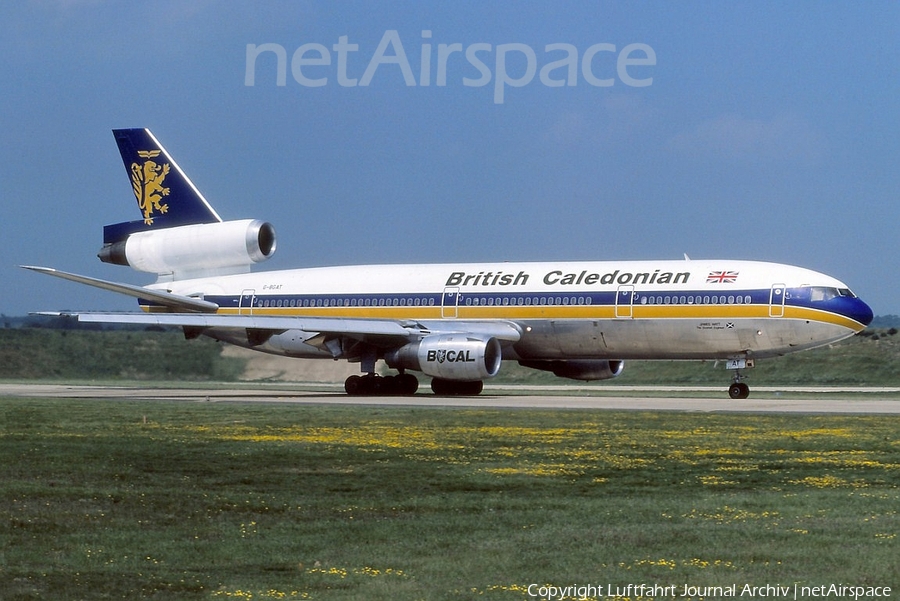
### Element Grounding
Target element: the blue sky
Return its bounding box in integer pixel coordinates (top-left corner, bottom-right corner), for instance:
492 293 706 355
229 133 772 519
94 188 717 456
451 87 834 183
2 1 898 316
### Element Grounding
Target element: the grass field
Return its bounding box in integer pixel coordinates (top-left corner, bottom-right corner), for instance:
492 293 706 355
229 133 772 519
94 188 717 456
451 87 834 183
1 398 897 600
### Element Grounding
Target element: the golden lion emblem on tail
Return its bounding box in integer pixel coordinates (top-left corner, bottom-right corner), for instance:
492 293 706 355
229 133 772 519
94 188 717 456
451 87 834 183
131 150 170 224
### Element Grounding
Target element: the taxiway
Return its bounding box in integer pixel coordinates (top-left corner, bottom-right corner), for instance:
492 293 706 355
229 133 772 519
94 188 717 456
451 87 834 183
1 384 899 414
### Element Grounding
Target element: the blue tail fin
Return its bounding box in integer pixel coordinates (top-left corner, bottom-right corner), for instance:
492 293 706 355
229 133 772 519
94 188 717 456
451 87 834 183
103 129 221 244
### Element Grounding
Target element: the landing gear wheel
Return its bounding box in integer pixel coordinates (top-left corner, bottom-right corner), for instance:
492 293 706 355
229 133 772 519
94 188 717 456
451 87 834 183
398 373 419 395
344 375 362 395
728 382 750 399
344 373 419 396
431 379 484 396
344 374 381 396
365 374 383 395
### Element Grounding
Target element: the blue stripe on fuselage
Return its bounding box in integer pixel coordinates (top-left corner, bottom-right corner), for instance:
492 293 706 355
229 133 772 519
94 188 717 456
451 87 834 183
136 287 871 327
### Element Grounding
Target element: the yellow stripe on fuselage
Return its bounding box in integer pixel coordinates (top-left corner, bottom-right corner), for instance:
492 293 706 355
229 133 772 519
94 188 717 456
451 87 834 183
202 302 864 332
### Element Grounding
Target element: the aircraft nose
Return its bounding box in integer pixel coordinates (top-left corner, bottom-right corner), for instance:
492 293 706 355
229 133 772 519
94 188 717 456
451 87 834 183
850 297 874 327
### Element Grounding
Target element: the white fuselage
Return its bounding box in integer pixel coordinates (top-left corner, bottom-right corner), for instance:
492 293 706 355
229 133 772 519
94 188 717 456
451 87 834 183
148 259 870 362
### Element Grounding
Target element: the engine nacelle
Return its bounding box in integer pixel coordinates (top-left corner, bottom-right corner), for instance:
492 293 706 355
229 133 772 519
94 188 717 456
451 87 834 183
519 359 624 381
386 334 502 381
99 219 276 279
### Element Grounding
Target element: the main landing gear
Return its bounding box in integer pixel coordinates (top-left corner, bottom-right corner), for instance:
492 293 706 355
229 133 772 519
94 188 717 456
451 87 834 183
430 378 484 396
344 373 419 396
343 373 486 396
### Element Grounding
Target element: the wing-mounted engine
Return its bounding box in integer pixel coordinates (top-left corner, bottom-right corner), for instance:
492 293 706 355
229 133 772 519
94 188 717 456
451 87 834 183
519 359 624 381
98 219 276 280
386 334 502 381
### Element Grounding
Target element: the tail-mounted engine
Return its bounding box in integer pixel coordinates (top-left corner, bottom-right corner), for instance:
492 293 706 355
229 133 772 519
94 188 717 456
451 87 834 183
98 219 276 279
386 334 502 381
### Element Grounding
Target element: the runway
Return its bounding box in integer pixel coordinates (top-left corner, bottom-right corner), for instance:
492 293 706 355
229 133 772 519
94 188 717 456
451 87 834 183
2 383 899 413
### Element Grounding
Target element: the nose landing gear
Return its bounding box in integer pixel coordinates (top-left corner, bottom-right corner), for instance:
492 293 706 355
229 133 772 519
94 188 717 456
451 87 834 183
728 380 750 399
726 359 752 399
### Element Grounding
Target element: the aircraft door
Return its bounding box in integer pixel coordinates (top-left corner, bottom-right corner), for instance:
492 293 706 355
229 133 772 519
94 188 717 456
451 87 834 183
615 285 635 318
769 284 786 317
442 287 459 318
239 289 256 315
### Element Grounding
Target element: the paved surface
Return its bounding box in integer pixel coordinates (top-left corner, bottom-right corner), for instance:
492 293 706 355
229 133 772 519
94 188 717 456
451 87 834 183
2 384 899 414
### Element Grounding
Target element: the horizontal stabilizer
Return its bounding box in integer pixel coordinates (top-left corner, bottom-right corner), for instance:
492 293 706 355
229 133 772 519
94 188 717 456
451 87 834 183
20 266 219 313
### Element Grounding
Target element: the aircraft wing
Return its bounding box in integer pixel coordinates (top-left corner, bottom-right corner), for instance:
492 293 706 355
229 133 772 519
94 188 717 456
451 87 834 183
66 312 520 343
37 311 521 358
24 265 521 355
72 312 414 338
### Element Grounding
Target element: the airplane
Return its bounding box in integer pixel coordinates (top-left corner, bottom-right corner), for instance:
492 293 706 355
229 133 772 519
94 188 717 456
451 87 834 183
24 128 874 399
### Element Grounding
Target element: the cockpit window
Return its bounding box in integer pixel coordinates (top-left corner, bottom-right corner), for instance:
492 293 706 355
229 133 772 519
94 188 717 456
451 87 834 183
810 287 837 302
809 287 856 302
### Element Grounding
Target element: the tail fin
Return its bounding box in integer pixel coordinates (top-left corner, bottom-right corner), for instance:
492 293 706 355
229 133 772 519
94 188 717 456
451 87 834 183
103 129 222 244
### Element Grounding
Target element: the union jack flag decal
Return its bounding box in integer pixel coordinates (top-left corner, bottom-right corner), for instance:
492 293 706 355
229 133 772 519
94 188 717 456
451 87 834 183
707 270 739 284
